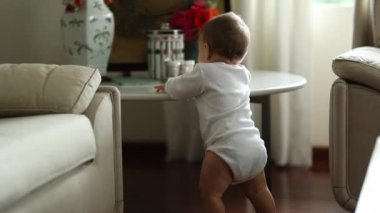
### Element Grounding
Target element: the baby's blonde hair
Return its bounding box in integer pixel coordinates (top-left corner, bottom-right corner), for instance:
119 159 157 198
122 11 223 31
200 12 250 61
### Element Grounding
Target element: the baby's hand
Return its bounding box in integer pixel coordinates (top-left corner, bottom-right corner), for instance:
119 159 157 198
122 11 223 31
154 84 165 93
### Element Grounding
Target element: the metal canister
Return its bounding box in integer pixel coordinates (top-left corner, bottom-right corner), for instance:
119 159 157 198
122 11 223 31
147 23 184 81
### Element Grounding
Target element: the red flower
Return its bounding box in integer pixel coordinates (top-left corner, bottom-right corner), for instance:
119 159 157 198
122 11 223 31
169 0 220 41
193 7 219 29
170 10 197 41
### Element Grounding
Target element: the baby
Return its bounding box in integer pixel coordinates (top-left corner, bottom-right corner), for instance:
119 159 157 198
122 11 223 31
155 12 276 212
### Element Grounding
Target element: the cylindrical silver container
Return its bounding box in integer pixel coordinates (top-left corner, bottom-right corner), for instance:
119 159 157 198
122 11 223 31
147 23 184 81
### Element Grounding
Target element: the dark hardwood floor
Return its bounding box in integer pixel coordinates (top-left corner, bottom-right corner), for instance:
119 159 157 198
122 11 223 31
123 144 348 213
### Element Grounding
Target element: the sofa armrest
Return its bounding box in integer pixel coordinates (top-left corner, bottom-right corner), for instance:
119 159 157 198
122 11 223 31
330 78 380 211
84 85 123 212
332 47 380 92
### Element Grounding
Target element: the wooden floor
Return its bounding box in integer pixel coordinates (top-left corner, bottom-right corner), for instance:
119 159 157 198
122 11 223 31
123 145 348 213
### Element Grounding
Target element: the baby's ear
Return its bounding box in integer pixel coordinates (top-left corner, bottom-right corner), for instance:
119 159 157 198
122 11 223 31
204 43 213 59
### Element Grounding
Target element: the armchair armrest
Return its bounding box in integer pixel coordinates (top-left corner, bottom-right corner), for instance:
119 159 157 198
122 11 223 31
83 85 123 212
332 47 380 92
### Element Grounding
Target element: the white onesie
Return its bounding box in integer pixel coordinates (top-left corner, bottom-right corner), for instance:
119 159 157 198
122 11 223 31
165 62 267 184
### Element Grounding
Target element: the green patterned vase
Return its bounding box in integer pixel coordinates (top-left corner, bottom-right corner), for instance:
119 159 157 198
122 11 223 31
61 0 114 76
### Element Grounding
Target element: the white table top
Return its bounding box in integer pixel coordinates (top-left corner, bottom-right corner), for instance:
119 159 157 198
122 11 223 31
111 70 307 101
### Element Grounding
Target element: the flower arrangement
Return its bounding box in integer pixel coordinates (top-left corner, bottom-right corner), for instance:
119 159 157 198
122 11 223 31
170 0 220 41
63 0 112 12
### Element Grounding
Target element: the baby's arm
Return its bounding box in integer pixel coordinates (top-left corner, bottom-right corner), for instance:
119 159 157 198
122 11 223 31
154 65 203 99
165 65 204 100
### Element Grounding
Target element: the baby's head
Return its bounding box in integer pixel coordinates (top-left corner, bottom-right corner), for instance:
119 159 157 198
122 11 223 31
198 12 250 64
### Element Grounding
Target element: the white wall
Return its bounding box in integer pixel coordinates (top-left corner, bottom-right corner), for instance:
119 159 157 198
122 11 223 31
0 0 66 64
310 5 354 147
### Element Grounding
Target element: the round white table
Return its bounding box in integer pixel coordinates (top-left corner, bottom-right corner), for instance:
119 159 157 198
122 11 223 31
110 70 307 187
116 70 306 100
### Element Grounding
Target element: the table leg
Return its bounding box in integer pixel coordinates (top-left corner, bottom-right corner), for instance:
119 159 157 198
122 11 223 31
250 95 272 189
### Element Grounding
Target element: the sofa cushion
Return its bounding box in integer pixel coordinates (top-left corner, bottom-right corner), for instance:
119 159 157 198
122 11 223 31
0 114 96 211
0 64 101 117
332 46 380 92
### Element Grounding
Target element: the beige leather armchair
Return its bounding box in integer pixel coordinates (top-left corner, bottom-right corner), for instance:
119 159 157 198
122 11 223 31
0 64 123 212
329 0 380 211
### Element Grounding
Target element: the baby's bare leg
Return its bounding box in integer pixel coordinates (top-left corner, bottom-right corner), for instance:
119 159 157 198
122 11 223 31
199 151 233 213
239 171 276 213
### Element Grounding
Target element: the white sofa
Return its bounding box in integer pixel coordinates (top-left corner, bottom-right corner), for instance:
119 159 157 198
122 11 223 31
0 64 123 212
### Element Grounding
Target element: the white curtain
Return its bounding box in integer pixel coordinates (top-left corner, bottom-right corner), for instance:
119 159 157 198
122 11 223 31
164 0 313 166
232 0 312 166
